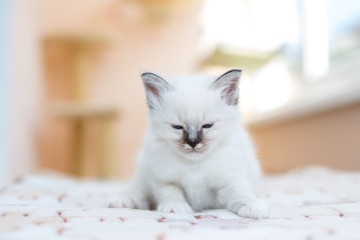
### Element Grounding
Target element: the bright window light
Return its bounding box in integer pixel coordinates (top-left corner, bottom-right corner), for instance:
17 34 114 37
303 0 330 81
253 60 296 112
201 0 298 52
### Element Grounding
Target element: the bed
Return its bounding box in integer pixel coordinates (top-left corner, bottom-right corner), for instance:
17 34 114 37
1 166 360 239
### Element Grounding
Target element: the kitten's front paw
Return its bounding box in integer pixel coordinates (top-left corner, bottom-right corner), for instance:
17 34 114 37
231 200 270 219
157 202 193 214
107 196 136 209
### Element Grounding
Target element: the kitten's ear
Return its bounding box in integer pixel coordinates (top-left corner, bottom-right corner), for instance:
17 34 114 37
141 72 171 109
211 69 242 105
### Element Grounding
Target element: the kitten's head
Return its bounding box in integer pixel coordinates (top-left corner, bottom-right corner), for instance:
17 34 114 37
142 69 241 161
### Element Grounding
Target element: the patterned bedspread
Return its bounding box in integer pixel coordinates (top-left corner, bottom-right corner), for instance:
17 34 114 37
1 166 360 240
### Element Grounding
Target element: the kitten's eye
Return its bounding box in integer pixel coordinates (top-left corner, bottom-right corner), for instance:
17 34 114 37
172 125 183 130
202 123 214 129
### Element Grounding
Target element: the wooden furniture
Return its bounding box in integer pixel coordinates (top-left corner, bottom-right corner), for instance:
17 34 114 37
249 101 360 172
44 32 118 176
52 103 118 176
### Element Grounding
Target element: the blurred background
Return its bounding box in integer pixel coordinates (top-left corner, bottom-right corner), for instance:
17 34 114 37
1 0 360 186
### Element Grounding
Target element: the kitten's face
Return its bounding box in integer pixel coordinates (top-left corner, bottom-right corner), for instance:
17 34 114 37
142 70 241 160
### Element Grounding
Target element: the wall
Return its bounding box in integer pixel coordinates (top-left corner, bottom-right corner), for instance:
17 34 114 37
0 0 42 184
0 0 11 186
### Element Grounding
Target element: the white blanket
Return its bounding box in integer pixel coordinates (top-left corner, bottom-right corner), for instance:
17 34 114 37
1 166 360 240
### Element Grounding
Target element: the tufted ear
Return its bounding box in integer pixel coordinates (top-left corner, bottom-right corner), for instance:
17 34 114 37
211 69 242 105
141 72 171 109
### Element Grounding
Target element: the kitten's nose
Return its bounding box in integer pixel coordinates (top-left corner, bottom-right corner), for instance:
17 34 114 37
186 139 201 149
184 129 203 149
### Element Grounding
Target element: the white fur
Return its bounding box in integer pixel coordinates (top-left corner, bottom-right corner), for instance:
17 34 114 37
108 70 269 219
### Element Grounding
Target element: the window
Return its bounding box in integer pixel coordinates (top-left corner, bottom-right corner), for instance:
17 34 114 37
201 0 360 124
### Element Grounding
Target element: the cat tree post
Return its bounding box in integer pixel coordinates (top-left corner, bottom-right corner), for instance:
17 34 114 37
45 32 118 177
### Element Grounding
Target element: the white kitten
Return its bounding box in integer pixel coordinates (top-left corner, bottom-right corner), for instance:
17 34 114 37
108 69 269 219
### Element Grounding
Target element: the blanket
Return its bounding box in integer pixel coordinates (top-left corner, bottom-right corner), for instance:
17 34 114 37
1 166 360 239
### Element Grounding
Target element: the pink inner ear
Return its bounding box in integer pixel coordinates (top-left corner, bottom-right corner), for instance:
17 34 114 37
220 79 238 105
146 83 161 97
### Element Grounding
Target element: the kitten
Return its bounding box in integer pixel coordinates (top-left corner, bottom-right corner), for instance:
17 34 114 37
108 69 269 219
